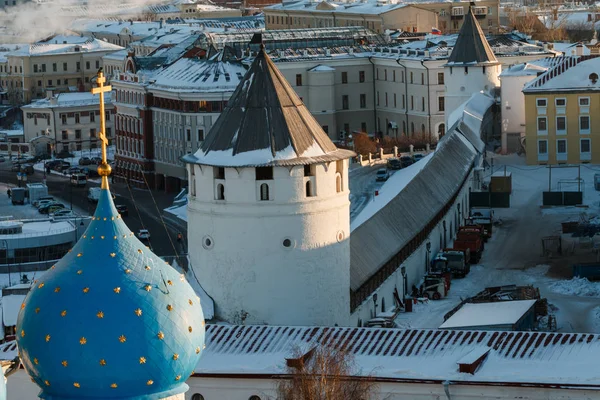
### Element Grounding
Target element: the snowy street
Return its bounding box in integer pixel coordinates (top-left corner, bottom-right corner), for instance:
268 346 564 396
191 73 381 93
348 164 382 221
396 154 600 333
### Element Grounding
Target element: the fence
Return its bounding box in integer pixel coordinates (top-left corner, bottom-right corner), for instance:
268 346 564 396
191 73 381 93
542 191 583 206
469 191 511 208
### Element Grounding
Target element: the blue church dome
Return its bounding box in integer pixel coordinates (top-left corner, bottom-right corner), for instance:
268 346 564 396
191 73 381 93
16 183 205 400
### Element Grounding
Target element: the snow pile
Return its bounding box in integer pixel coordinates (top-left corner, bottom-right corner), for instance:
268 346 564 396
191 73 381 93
164 204 187 222
549 277 600 297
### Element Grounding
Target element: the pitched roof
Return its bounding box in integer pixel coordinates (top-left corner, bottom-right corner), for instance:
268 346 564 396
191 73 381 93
185 46 355 167
196 325 600 387
447 7 497 65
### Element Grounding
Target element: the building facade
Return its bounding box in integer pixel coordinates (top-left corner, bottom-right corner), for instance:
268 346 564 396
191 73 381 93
0 35 122 105
523 56 600 165
21 92 115 154
264 0 500 34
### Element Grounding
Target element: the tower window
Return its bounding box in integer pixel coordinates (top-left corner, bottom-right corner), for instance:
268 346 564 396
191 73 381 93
214 167 225 179
336 174 342 193
304 164 315 177
306 181 314 197
191 394 205 400
255 166 273 180
216 184 225 200
260 183 269 201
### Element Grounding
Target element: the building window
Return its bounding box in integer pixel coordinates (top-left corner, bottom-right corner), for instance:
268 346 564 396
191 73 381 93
336 174 342 193
61 115 66 124
385 93 388 107
360 94 366 108
557 139 567 154
421 73 424 84
85 61 90 70
37 80 41 87
536 98 547 107
410 72 413 84
411 122 415 134
63 62 67 71
342 71 348 84
76 62 81 71
75 130 81 139
52 63 57 72
437 72 444 85
90 113 95 123
197 129 204 141
581 138 591 159
186 129 191 141
537 117 547 133
296 74 302 86
259 183 269 201
96 60 100 69
411 96 414 110
305 181 314 197
41 64 46 72
580 97 590 106
304 164 315 177
256 166 273 180
359 70 365 83
439 96 445 112
422 97 425 111
216 184 225 200
75 114 80 124
361 122 367 132
538 140 548 155
556 116 566 134
61 131 67 140
106 128 111 137
214 167 225 179
33 64 38 73
580 115 590 133
555 98 566 107
376 69 379 80
90 128 96 138
393 70 396 82
342 95 349 110
394 93 397 108
47 80 52 86
384 69 387 81
376 91 379 106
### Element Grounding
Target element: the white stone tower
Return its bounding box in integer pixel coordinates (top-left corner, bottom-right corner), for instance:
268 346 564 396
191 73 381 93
444 5 501 126
184 45 355 327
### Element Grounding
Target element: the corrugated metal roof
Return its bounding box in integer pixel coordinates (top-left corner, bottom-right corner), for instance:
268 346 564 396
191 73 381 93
447 8 498 65
197 325 600 386
349 131 476 291
191 46 355 167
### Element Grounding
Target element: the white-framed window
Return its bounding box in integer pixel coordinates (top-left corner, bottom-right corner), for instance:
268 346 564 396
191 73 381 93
579 97 590 106
472 6 486 15
556 139 567 161
581 138 591 161
556 116 566 134
538 139 548 162
537 117 547 134
580 115 590 134
555 98 566 107
451 6 464 16
536 98 547 107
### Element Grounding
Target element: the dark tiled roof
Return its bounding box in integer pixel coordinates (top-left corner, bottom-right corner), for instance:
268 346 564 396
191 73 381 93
447 7 497 65
193 46 354 167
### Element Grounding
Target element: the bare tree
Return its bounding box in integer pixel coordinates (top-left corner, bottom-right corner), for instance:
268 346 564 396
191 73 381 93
277 345 375 400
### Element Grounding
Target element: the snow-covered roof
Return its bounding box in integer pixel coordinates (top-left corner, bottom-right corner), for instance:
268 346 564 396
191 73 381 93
8 36 123 57
0 220 74 239
524 55 600 92
22 92 112 109
498 57 559 78
197 325 600 387
185 47 354 167
2 294 25 327
0 44 25 63
551 42 591 56
267 0 413 15
149 57 246 92
440 300 537 329
308 64 336 72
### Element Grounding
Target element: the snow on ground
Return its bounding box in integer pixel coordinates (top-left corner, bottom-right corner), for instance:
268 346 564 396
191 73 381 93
165 204 188 222
32 146 115 184
549 277 600 297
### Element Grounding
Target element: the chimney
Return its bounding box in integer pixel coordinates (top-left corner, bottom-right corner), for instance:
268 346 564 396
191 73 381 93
576 44 584 56
159 18 163 29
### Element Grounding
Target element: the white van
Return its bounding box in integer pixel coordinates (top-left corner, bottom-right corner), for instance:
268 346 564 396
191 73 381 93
70 173 87 187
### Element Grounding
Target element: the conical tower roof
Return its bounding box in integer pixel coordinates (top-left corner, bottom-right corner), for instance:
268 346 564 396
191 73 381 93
447 6 498 65
184 46 355 167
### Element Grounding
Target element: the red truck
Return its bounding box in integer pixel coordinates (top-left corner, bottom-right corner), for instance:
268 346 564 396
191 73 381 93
454 231 483 263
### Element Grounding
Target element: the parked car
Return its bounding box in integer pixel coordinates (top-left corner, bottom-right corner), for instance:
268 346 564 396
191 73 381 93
39 202 65 214
10 163 20 172
81 167 99 177
137 229 151 240
400 156 414 168
36 199 54 209
376 168 390 182
90 156 102 165
0 156 5 163
387 158 402 170
56 150 74 159
52 209 75 217
33 196 54 207
70 173 87 187
67 166 82 175
53 161 71 172
116 204 129 217
20 164 34 175
44 160 61 170
78 157 92 166
413 153 425 162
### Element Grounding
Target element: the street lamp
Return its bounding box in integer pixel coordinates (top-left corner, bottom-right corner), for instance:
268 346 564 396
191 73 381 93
372 293 378 318
425 241 431 275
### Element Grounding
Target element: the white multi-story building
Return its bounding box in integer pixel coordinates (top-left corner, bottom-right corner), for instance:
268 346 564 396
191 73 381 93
21 91 115 154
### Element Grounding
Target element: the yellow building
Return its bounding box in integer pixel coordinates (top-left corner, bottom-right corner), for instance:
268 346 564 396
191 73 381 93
523 56 599 165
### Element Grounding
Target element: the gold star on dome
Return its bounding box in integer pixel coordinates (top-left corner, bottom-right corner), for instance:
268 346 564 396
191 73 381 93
83 287 89 293
91 236 94 240
60 310 67 317
146 380 153 386
139 357 146 364
172 353 179 360
123 234 127 238
61 360 68 367
99 359 106 366
54 287 60 293
44 380 50 386
80 337 87 345
73 382 80 388
110 383 117 388
195 347 200 354
118 335 126 343
20 330 25 337
35 308 40 313
188 299 193 306
167 280 173 286
38 282 44 288
175 375 181 381
77 270 83 275
103 217 107 221
203 344 206 349
125 269 132 274
45 334 51 342
130 232 134 236
180 274 185 282
82 235 86 239
51 265 55 270
113 287 121 294
188 326 193 333
77 253 82 257
100 236 105 240
157 331 164 340
137 249 143 254
113 235 117 240
20 302 25 309
144 285 152 292
110 253 116 258
145 265 151 270
166 304 173 312
134 308 142 316
33 358 38 365
97 311 104 318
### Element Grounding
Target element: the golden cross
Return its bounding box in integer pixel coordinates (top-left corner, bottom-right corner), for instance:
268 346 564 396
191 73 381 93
91 69 112 166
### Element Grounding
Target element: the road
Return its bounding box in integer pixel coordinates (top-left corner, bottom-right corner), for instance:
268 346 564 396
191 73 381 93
0 161 186 260
349 164 386 221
